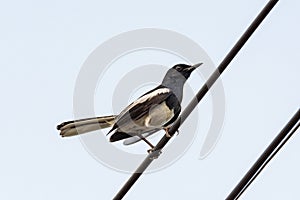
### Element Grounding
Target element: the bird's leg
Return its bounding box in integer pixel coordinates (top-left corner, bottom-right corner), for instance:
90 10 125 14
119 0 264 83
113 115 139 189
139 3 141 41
142 137 155 149
137 133 155 153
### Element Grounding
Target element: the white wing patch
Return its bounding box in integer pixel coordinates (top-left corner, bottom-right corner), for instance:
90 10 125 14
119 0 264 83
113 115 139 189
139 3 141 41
134 88 170 105
144 101 174 128
117 88 171 120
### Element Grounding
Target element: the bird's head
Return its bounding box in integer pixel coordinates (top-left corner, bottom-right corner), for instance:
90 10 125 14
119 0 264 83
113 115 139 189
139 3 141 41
161 62 202 88
170 63 202 79
161 62 202 101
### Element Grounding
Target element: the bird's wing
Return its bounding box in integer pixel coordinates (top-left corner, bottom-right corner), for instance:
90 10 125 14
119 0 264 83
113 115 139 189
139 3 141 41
116 86 169 120
110 86 178 133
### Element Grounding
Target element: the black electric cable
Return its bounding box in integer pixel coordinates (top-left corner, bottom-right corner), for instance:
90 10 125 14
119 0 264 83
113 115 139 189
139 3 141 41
226 109 300 200
113 0 279 199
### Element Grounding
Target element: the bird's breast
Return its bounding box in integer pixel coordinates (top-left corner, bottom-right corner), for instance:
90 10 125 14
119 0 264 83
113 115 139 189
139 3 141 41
144 101 174 128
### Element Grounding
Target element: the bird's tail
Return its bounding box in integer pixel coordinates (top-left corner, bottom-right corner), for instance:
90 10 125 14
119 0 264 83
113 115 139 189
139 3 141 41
57 115 116 137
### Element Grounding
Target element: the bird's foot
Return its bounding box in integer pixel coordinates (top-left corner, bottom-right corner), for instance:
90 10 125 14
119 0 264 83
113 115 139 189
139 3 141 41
164 128 180 137
147 149 162 160
164 128 172 137
147 148 154 154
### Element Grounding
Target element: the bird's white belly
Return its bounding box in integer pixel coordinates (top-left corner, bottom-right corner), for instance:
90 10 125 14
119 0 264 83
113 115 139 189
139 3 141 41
145 101 174 128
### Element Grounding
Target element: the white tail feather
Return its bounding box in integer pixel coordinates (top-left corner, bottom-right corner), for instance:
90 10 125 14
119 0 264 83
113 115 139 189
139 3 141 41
57 115 116 137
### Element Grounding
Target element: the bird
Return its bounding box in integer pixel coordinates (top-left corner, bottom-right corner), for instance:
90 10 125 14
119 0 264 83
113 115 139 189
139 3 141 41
57 63 202 151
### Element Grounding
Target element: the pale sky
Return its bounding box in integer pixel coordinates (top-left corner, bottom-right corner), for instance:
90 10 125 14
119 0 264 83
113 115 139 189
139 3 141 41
0 0 299 199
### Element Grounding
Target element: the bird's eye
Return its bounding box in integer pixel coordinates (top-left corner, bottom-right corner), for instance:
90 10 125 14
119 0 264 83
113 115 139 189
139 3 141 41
175 66 182 71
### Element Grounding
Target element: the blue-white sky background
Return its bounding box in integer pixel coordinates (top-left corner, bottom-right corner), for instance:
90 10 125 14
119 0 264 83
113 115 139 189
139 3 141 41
1 0 299 199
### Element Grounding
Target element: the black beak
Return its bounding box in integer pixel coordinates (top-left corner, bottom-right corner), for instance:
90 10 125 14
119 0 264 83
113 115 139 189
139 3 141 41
192 63 203 69
187 63 203 71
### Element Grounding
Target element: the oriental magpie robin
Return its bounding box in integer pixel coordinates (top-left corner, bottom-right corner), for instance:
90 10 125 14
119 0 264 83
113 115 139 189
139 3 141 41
57 63 202 150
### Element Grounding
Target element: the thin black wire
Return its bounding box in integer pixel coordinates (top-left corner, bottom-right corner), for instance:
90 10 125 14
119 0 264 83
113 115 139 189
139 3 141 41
226 109 300 200
233 121 300 199
113 0 279 199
